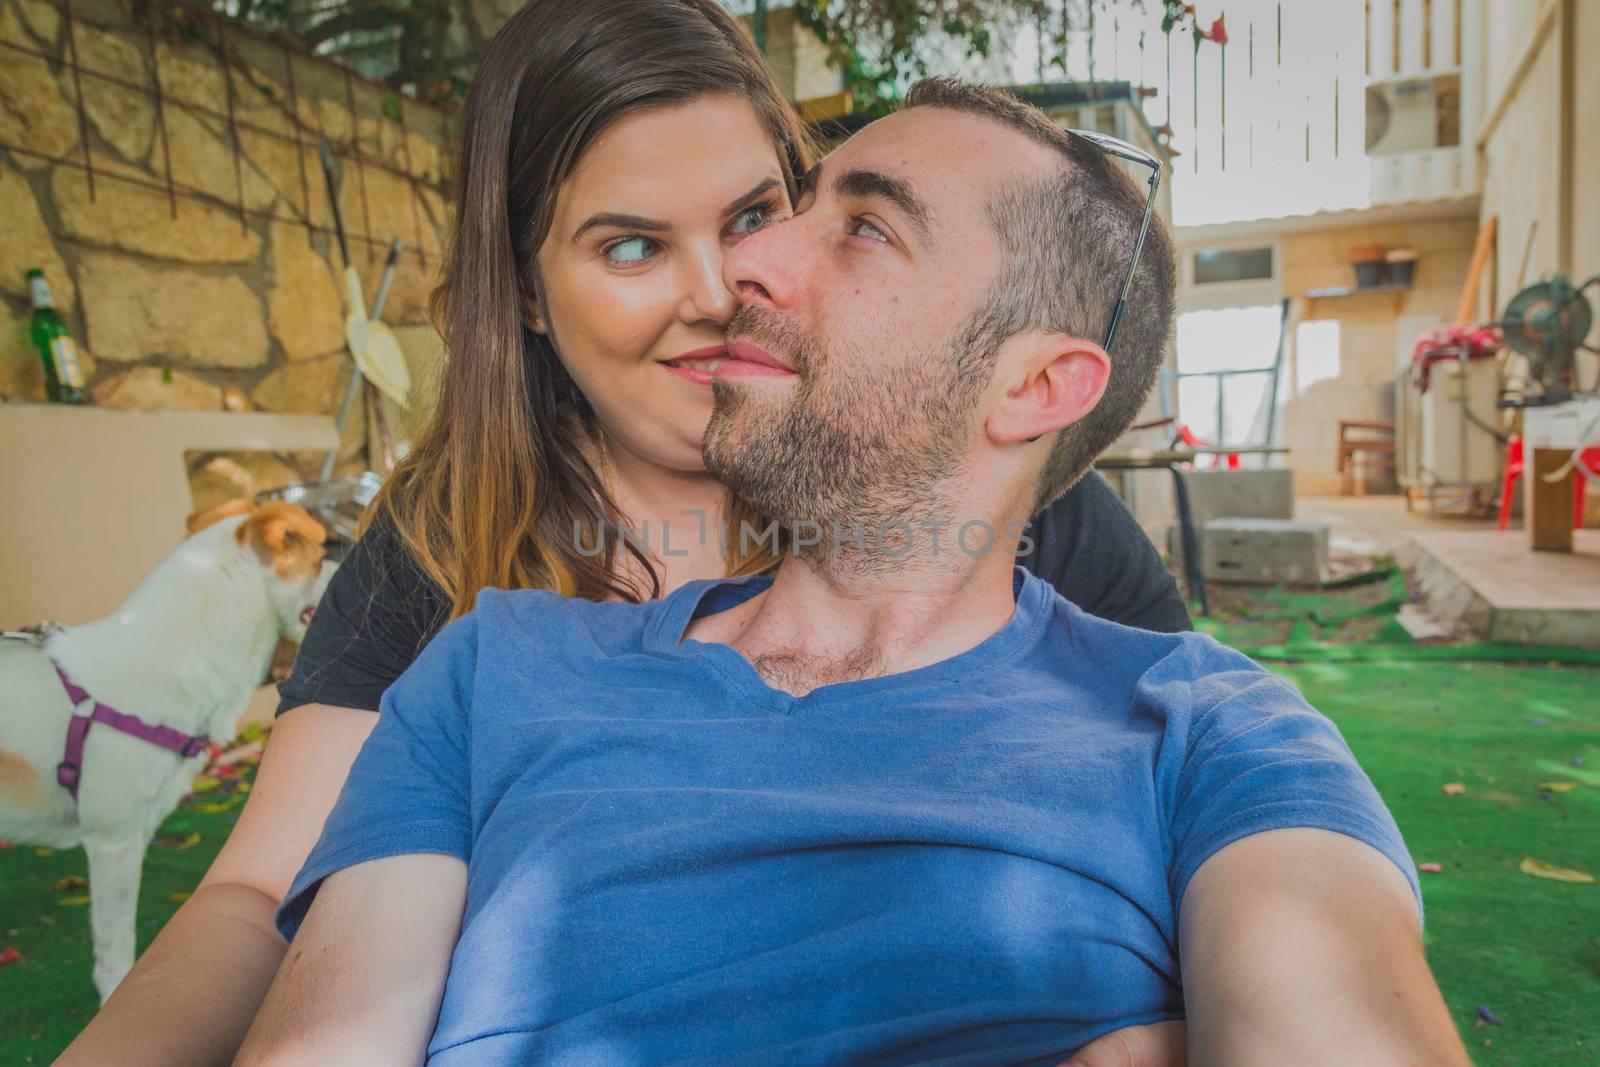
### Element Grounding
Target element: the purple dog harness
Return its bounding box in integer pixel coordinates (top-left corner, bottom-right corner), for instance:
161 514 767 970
52 663 210 801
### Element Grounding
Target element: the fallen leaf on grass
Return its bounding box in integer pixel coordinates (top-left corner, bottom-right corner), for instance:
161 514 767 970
1418 863 1444 873
56 895 91 907
51 875 87 893
1539 782 1577 793
1519 856 1596 884
153 832 202 851
0 947 20 965
188 799 241 815
33 848 54 857
1442 783 1467 795
169 891 191 903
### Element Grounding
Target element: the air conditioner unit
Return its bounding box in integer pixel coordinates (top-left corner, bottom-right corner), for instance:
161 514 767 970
1366 73 1461 156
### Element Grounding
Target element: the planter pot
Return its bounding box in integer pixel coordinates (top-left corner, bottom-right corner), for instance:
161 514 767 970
1350 245 1386 289
1385 248 1419 288
1354 260 1386 288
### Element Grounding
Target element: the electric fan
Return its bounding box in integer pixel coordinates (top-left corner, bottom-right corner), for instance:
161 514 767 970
1500 274 1600 398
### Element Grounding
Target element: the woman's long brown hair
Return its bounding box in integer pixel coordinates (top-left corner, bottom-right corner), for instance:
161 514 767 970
369 0 813 619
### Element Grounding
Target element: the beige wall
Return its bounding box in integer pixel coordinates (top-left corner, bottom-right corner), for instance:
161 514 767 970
760 7 847 104
1474 0 1598 387
1280 216 1481 495
1575 2 1600 286
1262 0 1596 497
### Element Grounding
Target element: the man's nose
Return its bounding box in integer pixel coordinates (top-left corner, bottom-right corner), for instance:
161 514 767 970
724 213 807 311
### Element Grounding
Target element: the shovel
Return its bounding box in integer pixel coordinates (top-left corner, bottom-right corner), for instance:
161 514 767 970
316 139 410 479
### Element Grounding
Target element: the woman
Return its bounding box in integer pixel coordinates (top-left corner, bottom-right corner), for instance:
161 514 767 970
61 1 1187 1062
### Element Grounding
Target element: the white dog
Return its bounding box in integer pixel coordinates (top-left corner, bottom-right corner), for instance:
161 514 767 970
0 499 334 1003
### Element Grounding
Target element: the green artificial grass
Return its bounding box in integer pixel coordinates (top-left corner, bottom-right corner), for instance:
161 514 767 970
1195 570 1600 1064
1276 659 1599 1065
3 578 1597 1064
1 766 253 1064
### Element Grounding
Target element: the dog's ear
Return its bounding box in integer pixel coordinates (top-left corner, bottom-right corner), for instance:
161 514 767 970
186 498 254 536
236 502 328 578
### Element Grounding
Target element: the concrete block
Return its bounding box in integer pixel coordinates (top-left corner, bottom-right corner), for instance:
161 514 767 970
1200 518 1330 585
1167 469 1294 559
1184 469 1295 523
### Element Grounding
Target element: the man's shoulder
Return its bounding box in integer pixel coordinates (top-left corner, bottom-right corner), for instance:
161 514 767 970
1023 569 1282 702
1024 567 1201 656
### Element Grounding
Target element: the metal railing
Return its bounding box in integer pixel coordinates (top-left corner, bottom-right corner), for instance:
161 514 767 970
1162 298 1290 456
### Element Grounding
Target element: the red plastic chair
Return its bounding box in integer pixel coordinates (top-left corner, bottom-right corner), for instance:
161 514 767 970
1499 435 1600 530
1172 424 1240 469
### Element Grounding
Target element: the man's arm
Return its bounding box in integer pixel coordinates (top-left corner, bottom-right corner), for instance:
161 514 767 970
1178 828 1469 1067
234 853 467 1067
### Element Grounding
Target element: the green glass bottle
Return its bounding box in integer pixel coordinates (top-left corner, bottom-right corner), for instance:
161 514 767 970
27 267 88 404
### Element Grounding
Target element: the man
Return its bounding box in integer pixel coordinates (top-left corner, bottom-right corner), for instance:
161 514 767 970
237 80 1469 1066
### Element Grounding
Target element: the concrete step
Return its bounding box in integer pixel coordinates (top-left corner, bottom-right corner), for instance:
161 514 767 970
1396 529 1600 649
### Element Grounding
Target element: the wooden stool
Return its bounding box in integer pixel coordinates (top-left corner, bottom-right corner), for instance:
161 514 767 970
1337 420 1397 495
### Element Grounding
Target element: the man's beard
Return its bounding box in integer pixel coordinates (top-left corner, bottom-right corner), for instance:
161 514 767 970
703 305 992 570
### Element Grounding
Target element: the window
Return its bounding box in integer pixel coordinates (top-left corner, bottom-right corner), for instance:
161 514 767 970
1174 305 1284 446
1192 247 1275 285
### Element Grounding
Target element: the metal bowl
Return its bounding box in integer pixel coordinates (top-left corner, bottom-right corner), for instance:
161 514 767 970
256 471 383 549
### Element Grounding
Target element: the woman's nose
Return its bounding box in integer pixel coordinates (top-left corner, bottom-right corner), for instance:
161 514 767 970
679 243 738 325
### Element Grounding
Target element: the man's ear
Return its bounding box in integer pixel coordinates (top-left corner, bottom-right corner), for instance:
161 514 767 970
985 332 1110 445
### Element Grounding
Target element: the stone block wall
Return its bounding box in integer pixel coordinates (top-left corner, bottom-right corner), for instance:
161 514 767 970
0 0 455 504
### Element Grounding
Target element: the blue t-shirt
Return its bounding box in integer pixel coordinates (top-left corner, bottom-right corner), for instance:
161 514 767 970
279 568 1417 1066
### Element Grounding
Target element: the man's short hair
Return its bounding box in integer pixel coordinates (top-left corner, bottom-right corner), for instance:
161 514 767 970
904 77 1177 513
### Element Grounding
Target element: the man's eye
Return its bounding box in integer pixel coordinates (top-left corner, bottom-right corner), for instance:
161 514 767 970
848 217 889 243
602 236 658 264
729 206 771 236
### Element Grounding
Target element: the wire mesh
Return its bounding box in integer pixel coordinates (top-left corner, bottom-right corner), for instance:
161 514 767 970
0 0 457 268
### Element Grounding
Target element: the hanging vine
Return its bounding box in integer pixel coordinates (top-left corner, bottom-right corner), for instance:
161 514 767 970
791 0 1225 115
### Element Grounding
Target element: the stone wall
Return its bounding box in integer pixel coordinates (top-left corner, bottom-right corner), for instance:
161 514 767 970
0 0 454 504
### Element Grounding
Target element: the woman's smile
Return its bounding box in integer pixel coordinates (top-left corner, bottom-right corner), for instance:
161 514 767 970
659 344 730 386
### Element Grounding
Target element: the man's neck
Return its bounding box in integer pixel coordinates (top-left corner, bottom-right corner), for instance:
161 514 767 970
684 525 1025 697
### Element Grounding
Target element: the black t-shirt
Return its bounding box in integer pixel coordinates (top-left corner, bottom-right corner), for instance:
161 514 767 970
275 472 1190 716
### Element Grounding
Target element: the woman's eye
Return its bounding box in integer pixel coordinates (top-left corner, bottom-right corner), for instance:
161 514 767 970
848 217 890 244
728 206 771 236
602 236 658 265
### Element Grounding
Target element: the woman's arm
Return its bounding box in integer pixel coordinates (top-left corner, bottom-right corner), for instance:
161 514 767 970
233 853 467 1067
55 704 379 1067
